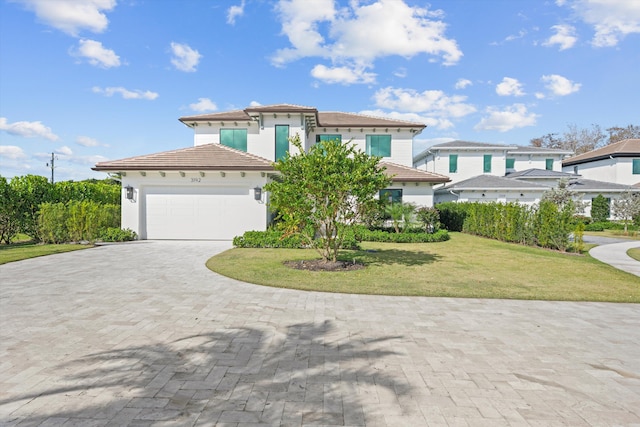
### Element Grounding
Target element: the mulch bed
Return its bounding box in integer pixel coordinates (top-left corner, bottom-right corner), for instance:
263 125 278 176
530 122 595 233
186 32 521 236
283 259 365 271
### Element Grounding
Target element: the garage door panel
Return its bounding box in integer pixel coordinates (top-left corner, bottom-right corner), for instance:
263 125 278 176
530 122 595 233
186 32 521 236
144 186 264 240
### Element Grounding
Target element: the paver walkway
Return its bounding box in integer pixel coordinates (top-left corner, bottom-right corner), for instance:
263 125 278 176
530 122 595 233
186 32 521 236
1 241 639 426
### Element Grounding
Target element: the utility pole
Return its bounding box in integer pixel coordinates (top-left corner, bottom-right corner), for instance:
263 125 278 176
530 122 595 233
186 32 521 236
46 152 57 183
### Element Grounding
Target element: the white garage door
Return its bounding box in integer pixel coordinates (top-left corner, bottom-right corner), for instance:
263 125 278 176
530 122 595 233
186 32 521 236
144 186 264 240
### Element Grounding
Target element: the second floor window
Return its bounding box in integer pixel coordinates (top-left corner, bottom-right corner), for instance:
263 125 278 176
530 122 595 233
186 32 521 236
449 154 458 173
220 129 247 152
366 135 391 157
484 155 492 173
545 158 554 170
633 159 640 175
506 158 515 170
275 125 289 161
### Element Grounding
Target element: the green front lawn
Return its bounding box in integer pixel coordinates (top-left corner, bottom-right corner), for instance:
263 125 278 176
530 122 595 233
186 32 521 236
628 248 640 262
0 242 91 265
207 232 640 302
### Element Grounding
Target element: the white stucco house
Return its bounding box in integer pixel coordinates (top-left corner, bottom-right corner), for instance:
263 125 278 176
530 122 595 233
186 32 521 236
413 140 573 185
562 139 640 186
93 104 449 240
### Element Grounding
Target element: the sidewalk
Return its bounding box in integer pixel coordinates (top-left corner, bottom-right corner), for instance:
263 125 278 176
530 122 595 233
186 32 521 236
589 240 640 277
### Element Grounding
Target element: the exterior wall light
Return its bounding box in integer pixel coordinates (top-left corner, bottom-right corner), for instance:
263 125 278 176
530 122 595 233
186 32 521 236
254 186 262 201
125 185 134 200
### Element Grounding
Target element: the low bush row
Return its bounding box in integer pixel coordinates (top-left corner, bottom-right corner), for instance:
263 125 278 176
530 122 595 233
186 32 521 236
233 225 449 248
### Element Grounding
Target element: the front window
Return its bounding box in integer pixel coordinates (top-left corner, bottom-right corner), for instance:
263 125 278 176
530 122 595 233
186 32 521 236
506 158 515 170
380 189 402 204
633 159 640 174
449 154 458 173
484 155 492 173
366 135 391 157
545 158 554 170
220 129 247 152
316 134 341 144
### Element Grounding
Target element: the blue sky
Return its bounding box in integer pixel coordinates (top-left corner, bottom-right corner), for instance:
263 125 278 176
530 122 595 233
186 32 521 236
1 0 639 181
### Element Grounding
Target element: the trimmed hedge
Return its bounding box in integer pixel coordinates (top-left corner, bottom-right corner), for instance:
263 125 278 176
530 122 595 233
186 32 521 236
99 227 137 242
353 226 449 243
39 201 120 243
233 226 449 248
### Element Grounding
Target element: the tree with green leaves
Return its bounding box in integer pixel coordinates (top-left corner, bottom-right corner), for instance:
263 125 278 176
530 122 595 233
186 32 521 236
590 194 610 223
385 202 416 233
265 134 391 262
611 190 640 234
0 176 20 244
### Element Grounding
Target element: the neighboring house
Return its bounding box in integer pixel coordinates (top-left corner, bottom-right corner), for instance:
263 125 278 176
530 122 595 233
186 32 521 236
413 140 573 185
93 104 449 240
434 168 635 219
562 139 640 186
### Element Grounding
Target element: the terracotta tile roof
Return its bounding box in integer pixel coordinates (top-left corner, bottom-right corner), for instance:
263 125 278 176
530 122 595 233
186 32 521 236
179 110 252 122
245 103 317 113
380 162 450 183
92 144 274 172
563 139 640 166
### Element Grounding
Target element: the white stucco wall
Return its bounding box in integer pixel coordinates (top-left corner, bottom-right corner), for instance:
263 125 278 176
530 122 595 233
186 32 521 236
563 157 639 186
419 150 509 184
508 154 565 172
192 119 417 167
381 183 436 207
120 171 270 239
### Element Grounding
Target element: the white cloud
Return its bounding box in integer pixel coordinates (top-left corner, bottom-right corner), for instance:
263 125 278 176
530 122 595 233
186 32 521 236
310 64 376 85
227 1 245 25
249 101 262 107
454 78 472 89
76 136 101 147
561 0 640 47
541 74 581 96
92 86 159 100
189 98 218 112
543 24 578 50
474 104 539 132
15 0 116 36
496 77 525 97
0 145 27 160
359 109 452 130
272 0 462 77
170 42 202 72
72 39 120 68
56 145 73 156
393 67 407 78
371 86 476 130
0 117 59 141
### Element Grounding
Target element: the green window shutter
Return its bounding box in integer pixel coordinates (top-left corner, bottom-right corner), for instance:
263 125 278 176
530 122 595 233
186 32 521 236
220 129 247 152
366 135 391 157
506 158 515 170
275 125 289 160
633 159 640 174
545 158 554 170
483 155 492 173
449 154 458 173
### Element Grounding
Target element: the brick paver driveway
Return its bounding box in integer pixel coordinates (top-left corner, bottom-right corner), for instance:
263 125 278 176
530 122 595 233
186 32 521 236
1 241 639 426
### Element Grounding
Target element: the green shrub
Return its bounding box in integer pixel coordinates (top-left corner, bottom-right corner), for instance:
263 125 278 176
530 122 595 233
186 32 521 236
436 202 469 231
39 201 120 243
99 227 137 242
233 230 308 248
416 206 441 233
353 226 449 243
